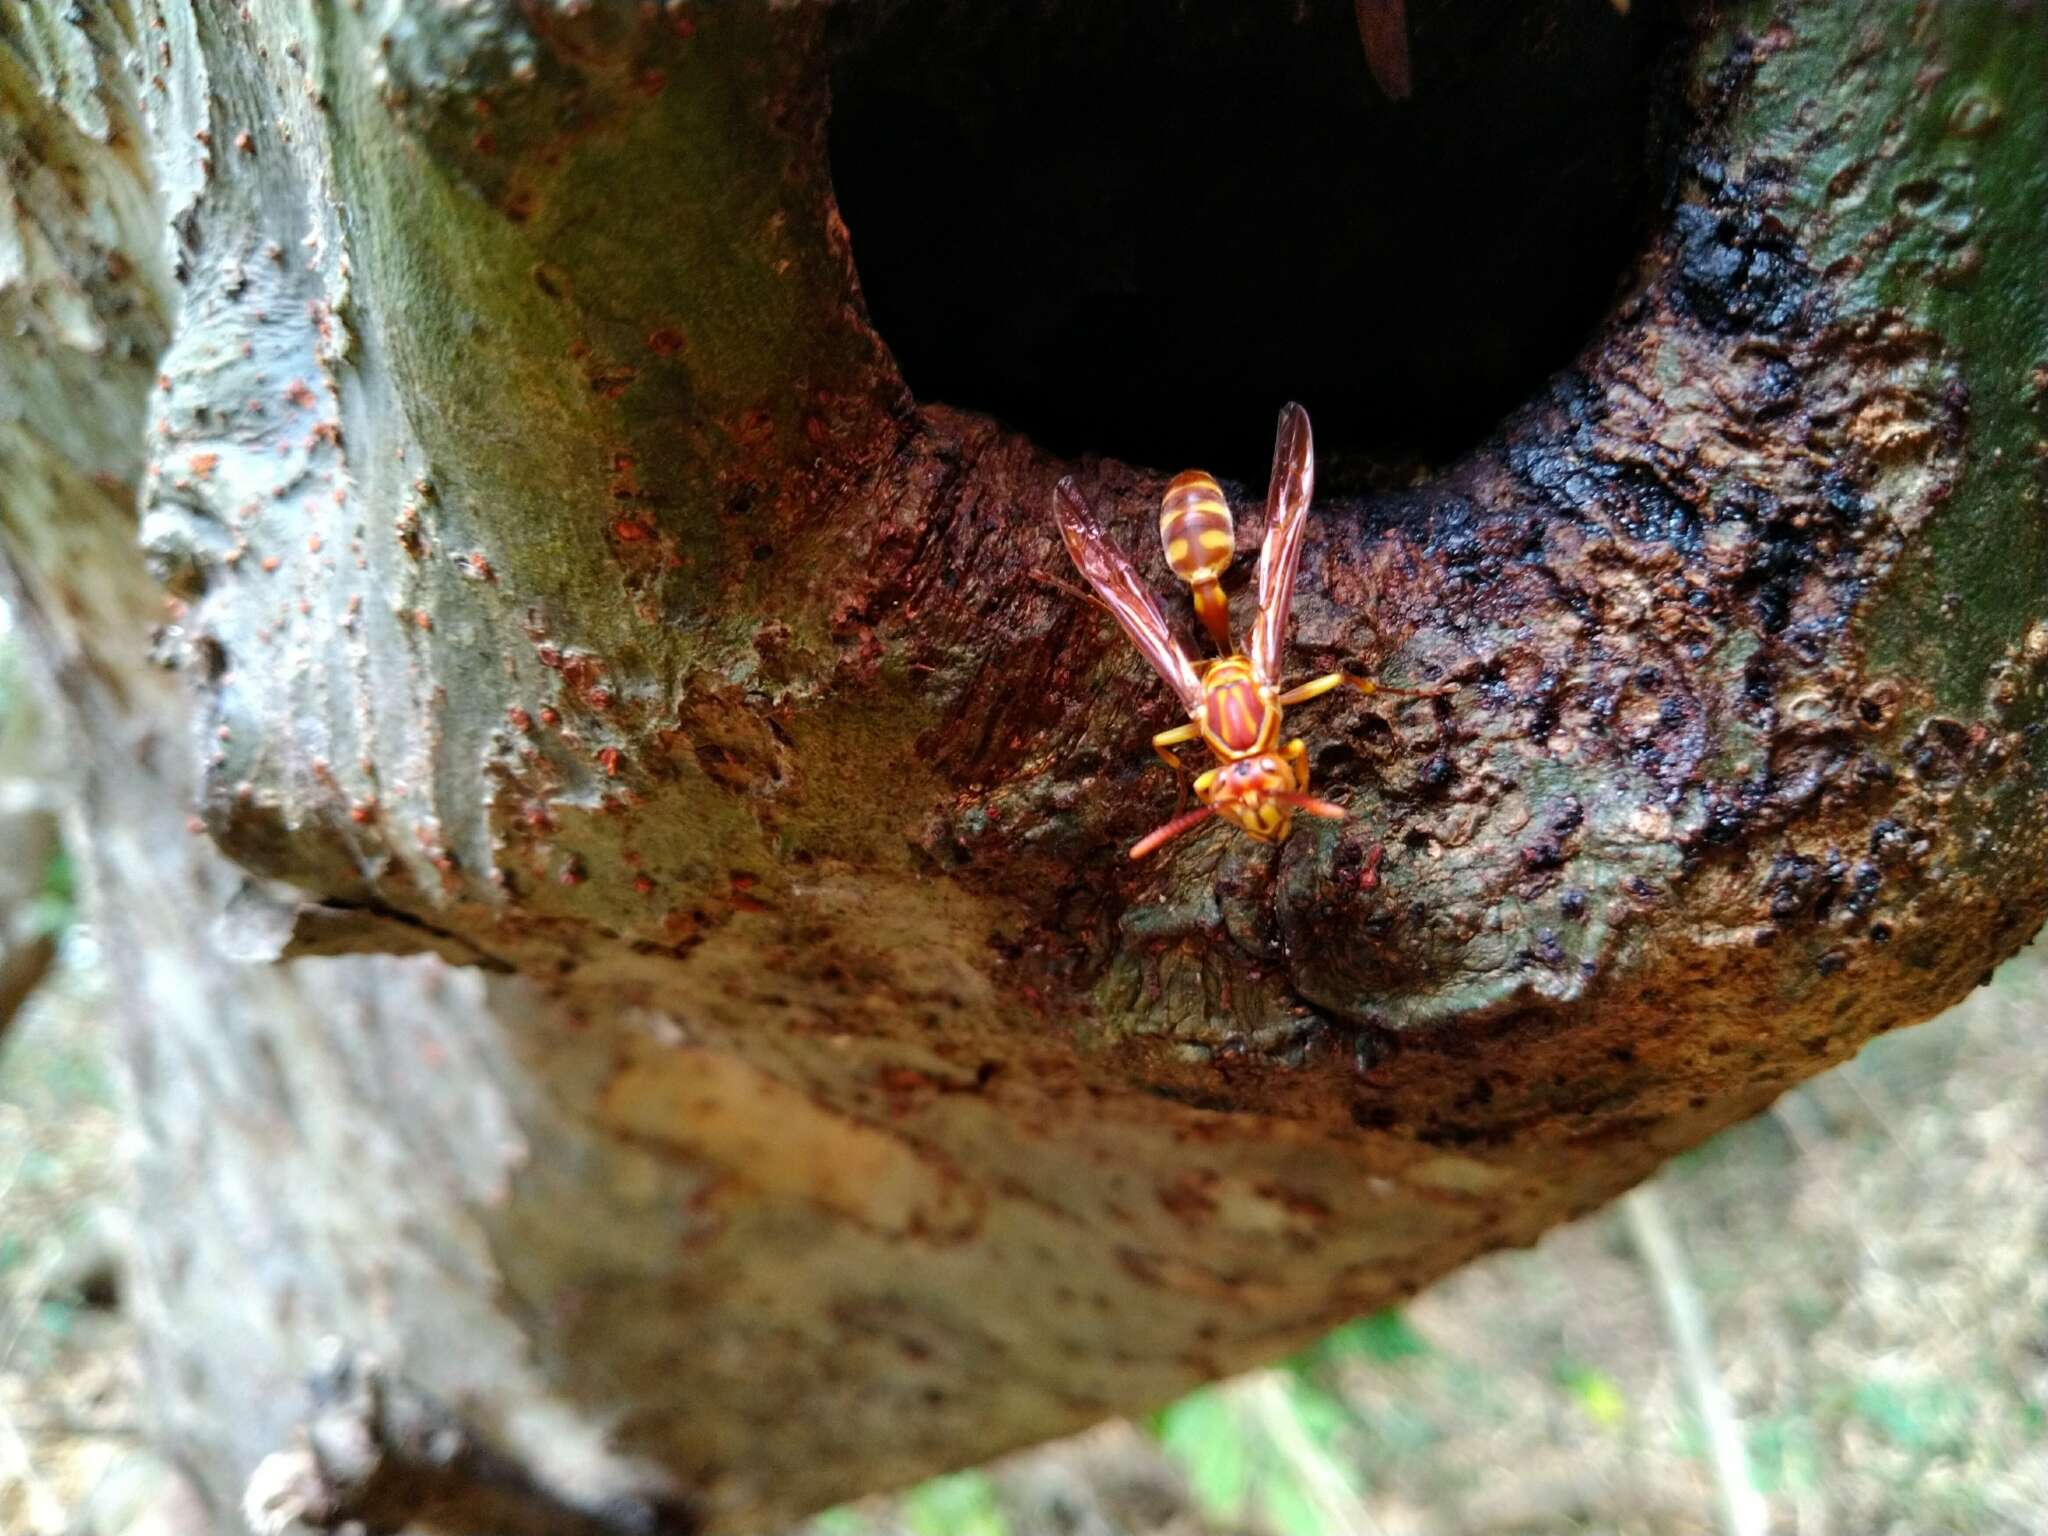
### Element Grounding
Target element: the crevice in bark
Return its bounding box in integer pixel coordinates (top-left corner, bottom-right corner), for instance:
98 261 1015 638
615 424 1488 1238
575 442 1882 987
827 0 1687 483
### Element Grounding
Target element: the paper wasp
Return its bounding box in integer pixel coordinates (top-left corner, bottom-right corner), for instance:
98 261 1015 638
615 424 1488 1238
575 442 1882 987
1053 403 1452 860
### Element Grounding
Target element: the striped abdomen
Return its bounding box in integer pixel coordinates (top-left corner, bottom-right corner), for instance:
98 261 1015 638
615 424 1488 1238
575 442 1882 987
1159 470 1235 651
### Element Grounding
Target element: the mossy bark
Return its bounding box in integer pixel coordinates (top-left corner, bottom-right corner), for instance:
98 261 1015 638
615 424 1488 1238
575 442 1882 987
3 2 2045 1532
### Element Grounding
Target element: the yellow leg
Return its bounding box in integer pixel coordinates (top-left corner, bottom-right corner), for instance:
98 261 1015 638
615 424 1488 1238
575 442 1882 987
1152 722 1200 772
1277 671 1458 708
1152 722 1201 813
1277 673 1345 708
1283 737 1309 793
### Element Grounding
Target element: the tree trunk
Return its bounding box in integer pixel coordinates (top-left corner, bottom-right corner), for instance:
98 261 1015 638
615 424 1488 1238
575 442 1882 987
3 1 2044 1532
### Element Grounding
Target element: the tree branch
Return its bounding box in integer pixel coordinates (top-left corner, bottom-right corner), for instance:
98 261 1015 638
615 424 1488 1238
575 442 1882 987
2 0 2044 1530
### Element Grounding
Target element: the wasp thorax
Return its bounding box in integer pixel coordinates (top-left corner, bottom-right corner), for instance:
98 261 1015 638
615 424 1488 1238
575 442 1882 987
1158 470 1234 583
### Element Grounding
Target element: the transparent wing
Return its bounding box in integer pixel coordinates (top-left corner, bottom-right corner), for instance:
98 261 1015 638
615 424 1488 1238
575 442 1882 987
1249 403 1316 686
1053 478 1204 713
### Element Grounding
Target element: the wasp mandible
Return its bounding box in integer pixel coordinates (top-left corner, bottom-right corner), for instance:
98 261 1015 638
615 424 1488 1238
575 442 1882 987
1053 404 1453 860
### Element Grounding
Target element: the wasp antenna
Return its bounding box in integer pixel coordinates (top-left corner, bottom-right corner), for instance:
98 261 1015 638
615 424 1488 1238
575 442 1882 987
1129 805 1216 860
1275 793 1348 820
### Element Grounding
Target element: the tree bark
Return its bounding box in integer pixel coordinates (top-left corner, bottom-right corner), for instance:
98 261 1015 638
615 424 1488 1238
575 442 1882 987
3 1 2045 1532
0 798 58 1044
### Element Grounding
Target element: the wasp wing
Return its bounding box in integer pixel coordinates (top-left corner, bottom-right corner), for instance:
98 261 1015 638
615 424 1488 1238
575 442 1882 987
1053 478 1204 713
1249 403 1316 686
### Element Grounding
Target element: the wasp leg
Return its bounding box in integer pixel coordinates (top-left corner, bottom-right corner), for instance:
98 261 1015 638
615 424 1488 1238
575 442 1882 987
1282 736 1310 792
1030 568 1115 616
1278 671 1458 708
1153 723 1202 814
1277 672 1344 708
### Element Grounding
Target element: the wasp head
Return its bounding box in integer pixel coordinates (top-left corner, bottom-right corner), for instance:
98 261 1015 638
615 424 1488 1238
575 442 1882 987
1201 754 1307 841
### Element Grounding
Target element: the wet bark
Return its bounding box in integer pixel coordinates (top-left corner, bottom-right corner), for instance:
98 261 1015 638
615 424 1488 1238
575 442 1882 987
3 2 2045 1533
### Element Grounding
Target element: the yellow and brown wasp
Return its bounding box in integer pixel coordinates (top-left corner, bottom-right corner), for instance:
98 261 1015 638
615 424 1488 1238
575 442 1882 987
1053 403 1452 860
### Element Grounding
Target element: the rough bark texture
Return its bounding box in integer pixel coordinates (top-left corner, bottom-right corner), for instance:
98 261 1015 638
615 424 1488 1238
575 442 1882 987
3 1 2045 1533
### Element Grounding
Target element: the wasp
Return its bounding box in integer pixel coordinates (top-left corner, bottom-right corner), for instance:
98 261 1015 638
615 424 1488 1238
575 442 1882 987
1053 403 1453 860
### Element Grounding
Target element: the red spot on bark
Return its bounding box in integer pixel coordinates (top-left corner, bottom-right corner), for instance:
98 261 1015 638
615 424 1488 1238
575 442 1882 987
1358 843 1386 894
646 327 686 357
612 517 652 542
188 451 219 477
307 534 322 553
349 800 377 824
260 554 281 572
507 707 533 731
285 379 316 409
632 875 655 896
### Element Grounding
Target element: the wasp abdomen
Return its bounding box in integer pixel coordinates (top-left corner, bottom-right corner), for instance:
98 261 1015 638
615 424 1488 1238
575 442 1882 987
1159 471 1233 580
1160 470 1234 650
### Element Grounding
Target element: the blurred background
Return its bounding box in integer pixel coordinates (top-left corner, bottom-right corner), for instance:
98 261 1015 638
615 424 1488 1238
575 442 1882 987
4 602 2045 1536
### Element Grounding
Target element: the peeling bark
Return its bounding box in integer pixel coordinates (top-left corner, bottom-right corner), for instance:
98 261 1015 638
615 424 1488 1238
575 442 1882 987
3 2 2045 1533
